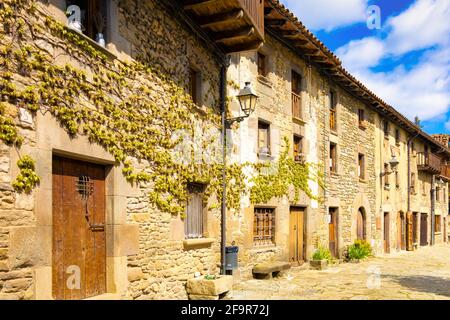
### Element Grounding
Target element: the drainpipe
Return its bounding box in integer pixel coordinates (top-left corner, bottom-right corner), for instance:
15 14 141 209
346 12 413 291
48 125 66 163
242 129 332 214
407 131 420 250
220 59 230 275
431 175 436 246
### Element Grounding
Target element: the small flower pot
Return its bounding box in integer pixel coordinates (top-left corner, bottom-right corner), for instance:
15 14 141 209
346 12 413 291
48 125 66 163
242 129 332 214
310 259 328 270
96 33 106 47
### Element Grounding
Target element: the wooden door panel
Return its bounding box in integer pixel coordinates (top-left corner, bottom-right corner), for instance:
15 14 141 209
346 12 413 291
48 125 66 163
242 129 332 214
289 208 304 264
384 213 389 253
52 157 106 300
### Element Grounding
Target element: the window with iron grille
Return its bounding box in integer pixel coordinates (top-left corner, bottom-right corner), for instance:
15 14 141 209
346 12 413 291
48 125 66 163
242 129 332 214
329 90 337 131
253 208 275 246
185 183 205 239
291 71 302 119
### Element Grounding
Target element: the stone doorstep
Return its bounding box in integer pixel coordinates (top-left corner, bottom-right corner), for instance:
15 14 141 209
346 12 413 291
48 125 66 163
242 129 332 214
186 275 233 296
188 294 219 300
252 261 291 275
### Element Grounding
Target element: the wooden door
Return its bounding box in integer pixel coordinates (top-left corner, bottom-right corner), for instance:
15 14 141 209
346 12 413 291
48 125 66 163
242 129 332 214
420 214 428 246
444 217 447 243
384 213 390 253
329 208 338 257
412 213 418 245
52 156 106 300
401 213 406 250
357 209 365 240
289 207 304 264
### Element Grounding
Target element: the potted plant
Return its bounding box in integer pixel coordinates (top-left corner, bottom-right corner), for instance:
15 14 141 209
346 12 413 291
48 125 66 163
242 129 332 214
347 240 373 262
94 12 106 47
310 246 332 270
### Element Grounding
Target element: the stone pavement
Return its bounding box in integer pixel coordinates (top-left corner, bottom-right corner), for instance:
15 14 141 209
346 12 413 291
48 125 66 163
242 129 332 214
232 244 450 300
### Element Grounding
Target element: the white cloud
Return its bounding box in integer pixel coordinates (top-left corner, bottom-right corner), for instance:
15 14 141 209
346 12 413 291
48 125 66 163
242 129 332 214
386 0 450 55
280 0 368 31
445 120 450 132
335 0 450 122
335 37 385 69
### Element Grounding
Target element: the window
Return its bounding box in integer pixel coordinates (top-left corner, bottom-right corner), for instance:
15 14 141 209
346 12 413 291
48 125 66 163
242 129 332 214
253 208 275 246
293 135 303 162
330 143 337 173
292 71 302 119
435 215 442 233
422 179 426 195
257 52 267 77
436 187 441 202
384 163 390 188
258 121 270 155
329 90 337 131
395 129 400 145
189 67 201 105
358 109 365 128
358 154 365 180
66 0 107 42
410 172 416 194
383 120 389 138
185 183 205 239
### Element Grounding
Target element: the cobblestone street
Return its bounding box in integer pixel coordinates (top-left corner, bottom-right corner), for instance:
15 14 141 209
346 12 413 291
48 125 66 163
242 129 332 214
232 244 450 300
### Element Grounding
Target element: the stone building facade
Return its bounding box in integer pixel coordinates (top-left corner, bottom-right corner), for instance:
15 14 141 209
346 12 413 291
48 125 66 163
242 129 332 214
0 0 258 300
0 0 448 300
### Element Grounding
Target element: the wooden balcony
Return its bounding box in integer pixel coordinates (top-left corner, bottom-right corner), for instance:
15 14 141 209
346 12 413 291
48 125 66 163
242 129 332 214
292 92 302 119
417 152 442 174
180 0 265 53
440 163 450 179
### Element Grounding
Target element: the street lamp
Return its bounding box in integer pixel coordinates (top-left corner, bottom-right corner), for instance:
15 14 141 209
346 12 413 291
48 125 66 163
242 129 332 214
226 82 258 125
389 155 400 168
221 82 258 275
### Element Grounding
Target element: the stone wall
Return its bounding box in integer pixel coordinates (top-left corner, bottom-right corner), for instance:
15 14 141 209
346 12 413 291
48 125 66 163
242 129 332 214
0 0 223 300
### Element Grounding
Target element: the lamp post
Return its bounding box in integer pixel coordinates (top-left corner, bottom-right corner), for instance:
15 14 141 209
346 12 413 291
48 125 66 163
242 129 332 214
220 82 258 275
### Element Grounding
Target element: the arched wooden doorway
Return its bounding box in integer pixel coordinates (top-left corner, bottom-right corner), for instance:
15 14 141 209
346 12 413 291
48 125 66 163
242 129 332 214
357 208 366 240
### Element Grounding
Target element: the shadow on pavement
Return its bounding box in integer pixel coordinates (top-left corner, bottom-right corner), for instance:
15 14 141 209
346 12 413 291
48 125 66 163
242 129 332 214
383 274 450 298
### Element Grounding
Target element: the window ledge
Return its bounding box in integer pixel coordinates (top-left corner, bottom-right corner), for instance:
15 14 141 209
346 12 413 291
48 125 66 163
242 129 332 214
359 124 367 130
330 130 338 136
183 238 215 249
250 245 277 253
65 27 117 61
330 172 340 177
293 116 307 124
257 75 272 88
359 178 367 183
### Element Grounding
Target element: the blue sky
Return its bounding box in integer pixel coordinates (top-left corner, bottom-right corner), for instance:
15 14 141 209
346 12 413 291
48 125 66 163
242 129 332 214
280 0 450 134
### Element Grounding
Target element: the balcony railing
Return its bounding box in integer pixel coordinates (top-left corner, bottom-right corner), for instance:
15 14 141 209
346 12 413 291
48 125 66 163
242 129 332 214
239 0 264 39
440 163 450 179
292 92 302 119
181 0 264 53
417 152 442 174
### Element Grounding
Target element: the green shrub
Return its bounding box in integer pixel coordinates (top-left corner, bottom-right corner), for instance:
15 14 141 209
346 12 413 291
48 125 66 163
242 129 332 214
347 240 373 260
312 246 332 261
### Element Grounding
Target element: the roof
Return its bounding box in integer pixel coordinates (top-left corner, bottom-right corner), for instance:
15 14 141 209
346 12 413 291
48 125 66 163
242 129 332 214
264 0 450 157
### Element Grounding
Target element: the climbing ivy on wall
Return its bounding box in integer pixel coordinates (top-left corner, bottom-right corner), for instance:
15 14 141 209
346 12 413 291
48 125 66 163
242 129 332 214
0 0 323 216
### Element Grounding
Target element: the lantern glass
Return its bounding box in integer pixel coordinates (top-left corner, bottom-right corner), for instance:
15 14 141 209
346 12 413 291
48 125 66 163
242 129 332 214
237 82 258 117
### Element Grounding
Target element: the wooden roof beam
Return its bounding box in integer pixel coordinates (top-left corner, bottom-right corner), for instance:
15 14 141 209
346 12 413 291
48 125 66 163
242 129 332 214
184 0 220 11
224 40 264 54
199 9 244 28
214 26 255 43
